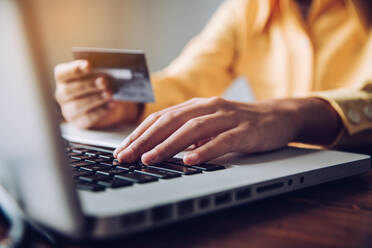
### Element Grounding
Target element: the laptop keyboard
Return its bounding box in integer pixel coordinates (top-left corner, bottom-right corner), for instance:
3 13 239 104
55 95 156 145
65 142 226 192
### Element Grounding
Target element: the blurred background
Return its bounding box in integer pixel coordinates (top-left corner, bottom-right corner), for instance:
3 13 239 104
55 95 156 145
32 0 254 101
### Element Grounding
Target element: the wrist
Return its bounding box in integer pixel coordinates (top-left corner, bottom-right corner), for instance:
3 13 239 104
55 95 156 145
291 97 342 145
270 98 305 142
119 102 144 124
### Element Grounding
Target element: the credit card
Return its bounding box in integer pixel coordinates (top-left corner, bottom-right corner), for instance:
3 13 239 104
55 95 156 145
72 47 155 103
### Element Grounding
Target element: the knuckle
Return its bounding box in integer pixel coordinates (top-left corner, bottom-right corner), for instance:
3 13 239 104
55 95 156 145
56 83 70 97
54 88 64 103
61 108 72 122
129 139 146 155
55 62 75 79
148 112 161 122
80 80 94 92
127 134 136 144
224 131 237 142
73 65 81 74
54 64 63 78
158 112 178 124
186 118 207 129
223 131 239 148
208 96 224 106
68 101 80 114
61 104 77 121
190 97 202 103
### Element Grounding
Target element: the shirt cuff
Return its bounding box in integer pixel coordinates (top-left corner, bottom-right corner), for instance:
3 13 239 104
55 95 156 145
309 80 372 148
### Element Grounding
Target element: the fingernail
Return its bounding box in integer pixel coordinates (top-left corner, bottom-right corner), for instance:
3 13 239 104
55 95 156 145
95 77 106 89
80 60 89 71
184 153 199 165
118 148 134 162
113 148 120 157
114 139 130 157
101 91 111 99
142 150 159 165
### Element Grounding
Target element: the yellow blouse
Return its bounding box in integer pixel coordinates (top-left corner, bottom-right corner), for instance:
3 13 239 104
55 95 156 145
142 0 372 149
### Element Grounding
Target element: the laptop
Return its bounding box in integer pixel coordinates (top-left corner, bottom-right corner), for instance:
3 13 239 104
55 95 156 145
0 0 370 241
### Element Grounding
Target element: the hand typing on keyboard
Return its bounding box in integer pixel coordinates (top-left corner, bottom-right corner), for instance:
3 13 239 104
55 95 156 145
113 97 341 166
66 143 224 192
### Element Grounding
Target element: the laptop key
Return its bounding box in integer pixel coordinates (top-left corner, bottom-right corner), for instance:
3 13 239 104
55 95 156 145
166 158 225 171
95 158 112 163
166 157 184 164
148 163 201 175
79 164 110 172
98 154 114 159
189 163 225 171
113 161 142 171
68 152 83 157
96 167 129 176
70 161 94 168
71 148 90 154
99 161 115 167
96 176 133 188
114 172 158 183
72 170 94 178
117 164 142 171
69 158 81 163
84 157 112 164
84 151 98 157
96 152 115 159
71 155 91 161
135 167 181 179
79 174 97 183
77 181 105 192
70 149 84 154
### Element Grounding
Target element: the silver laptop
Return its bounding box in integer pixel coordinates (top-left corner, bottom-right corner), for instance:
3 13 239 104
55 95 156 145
0 0 370 241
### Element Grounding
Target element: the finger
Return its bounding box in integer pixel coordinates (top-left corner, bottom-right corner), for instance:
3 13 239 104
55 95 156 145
71 105 110 129
113 97 204 157
183 128 242 165
141 113 236 165
195 138 214 148
115 100 217 162
54 60 91 82
184 137 214 151
56 77 109 103
61 92 111 121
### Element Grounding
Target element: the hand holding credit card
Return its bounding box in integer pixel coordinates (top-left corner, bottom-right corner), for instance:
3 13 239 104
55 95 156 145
73 47 155 103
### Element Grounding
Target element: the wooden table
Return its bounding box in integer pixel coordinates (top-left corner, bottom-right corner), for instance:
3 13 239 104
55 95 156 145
1 163 372 247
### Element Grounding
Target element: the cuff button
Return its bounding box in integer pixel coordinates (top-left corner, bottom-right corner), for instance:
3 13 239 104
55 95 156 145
347 108 361 124
363 104 372 120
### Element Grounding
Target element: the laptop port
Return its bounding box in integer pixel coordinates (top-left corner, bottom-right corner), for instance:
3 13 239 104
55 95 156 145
122 211 146 227
300 176 305 184
152 204 172 223
198 197 211 210
177 200 194 217
236 187 251 201
214 192 232 206
256 181 284 194
288 179 293 186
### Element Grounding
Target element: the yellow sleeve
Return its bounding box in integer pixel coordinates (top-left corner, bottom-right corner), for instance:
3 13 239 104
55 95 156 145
142 0 239 120
313 80 372 150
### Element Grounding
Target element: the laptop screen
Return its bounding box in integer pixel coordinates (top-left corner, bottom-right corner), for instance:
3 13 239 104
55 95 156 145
0 0 85 238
